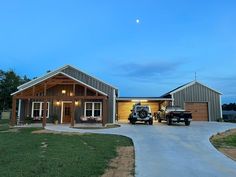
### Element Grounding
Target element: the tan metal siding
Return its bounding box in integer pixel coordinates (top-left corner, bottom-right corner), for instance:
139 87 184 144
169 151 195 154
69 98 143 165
173 83 221 121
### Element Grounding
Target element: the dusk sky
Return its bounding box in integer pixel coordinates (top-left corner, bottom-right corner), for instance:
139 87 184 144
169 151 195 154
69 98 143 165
0 0 236 103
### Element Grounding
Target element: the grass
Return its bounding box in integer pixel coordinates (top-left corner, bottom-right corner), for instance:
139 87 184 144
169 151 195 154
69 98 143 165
0 119 10 131
0 119 133 177
210 130 236 149
211 135 236 148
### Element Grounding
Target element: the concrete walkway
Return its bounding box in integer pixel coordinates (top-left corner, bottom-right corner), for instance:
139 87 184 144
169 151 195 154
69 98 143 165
46 122 236 177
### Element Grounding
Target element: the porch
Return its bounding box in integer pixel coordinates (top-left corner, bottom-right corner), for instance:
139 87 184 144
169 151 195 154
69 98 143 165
11 73 109 127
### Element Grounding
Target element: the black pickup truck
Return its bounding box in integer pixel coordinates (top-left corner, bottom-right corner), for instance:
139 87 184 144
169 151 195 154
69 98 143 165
157 106 192 126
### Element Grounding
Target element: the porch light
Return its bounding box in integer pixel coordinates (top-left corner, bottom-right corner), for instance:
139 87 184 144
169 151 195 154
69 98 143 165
69 92 73 96
56 101 60 106
62 90 66 94
75 100 81 107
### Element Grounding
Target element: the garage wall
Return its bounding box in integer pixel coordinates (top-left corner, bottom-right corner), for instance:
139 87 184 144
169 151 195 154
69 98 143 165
173 82 221 121
117 101 159 121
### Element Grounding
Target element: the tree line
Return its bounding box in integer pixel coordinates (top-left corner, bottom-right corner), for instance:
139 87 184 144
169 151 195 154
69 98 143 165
0 70 30 111
222 103 236 111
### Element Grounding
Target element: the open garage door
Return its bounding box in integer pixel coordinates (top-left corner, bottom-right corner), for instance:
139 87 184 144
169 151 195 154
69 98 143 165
117 101 160 122
185 102 209 121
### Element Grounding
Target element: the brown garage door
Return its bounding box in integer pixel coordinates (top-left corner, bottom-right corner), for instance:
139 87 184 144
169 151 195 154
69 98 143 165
117 101 159 121
185 102 208 121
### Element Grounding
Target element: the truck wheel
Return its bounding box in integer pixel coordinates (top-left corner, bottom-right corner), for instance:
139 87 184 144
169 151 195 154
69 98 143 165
185 121 190 126
130 120 136 124
167 118 172 125
149 119 153 125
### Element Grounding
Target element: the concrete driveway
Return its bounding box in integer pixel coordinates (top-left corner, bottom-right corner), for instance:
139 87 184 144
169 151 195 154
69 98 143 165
46 122 236 177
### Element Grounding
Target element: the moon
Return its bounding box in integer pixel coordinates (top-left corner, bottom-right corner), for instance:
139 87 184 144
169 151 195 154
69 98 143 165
136 19 140 24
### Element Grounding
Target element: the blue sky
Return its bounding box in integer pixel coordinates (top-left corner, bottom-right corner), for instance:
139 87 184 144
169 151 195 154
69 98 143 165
0 0 236 103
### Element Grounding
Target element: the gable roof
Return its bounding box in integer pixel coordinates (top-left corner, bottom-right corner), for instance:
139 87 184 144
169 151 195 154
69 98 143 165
12 65 117 96
162 81 222 97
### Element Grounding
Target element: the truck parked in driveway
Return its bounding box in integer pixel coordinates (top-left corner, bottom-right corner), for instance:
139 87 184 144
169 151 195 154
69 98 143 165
157 106 192 126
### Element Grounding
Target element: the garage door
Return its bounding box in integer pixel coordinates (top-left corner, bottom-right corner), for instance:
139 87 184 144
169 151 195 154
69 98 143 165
185 102 208 121
117 101 159 121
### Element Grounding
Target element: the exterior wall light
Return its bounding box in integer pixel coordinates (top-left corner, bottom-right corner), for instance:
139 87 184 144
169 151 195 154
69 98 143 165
75 100 81 107
56 101 60 106
62 90 66 94
70 92 73 96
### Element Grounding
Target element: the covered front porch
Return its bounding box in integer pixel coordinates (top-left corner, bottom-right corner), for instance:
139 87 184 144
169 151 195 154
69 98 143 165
11 73 109 127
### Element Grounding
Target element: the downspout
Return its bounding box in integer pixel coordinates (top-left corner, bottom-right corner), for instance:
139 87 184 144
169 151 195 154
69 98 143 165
170 93 174 106
219 95 223 118
112 89 116 123
17 99 21 124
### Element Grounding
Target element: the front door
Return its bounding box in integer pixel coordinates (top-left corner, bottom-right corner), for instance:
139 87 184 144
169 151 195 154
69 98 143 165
63 103 72 123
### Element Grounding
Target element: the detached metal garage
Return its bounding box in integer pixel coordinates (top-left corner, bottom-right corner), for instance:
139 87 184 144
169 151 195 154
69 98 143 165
162 81 222 121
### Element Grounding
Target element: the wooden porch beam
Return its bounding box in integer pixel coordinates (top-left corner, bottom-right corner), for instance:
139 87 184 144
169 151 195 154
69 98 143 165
102 99 108 126
84 87 87 96
71 99 75 127
15 95 107 100
73 83 76 96
42 99 47 128
44 83 47 96
11 96 17 126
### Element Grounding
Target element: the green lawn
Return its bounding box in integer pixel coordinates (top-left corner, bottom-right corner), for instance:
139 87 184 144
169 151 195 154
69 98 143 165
0 119 133 177
211 131 236 148
211 134 236 148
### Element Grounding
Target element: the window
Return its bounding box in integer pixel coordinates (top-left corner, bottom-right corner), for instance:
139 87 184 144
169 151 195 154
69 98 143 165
85 102 102 117
31 102 50 119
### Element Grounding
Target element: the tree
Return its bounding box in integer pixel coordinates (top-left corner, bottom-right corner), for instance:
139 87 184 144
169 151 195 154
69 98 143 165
222 103 236 111
0 70 30 111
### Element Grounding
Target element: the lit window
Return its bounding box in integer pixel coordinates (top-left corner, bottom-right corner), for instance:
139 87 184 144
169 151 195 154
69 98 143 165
31 102 50 119
85 102 102 117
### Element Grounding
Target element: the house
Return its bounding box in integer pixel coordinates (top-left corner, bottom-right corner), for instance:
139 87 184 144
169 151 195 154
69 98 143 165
11 65 222 127
11 65 118 127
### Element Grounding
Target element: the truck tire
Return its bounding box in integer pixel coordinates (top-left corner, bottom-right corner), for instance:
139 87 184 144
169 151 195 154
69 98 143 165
185 121 190 126
149 119 153 125
130 120 136 124
167 118 172 125
138 109 148 118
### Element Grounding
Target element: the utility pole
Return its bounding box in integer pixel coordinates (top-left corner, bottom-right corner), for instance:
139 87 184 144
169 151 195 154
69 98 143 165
195 72 197 81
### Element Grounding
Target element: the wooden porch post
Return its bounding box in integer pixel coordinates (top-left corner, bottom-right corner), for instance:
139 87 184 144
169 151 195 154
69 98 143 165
102 98 108 126
42 99 47 128
42 83 47 128
11 96 17 126
71 99 75 127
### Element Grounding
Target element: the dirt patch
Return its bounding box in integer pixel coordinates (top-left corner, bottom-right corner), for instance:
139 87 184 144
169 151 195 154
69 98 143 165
102 146 134 177
219 148 236 161
211 128 236 161
0 128 19 133
31 129 82 135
